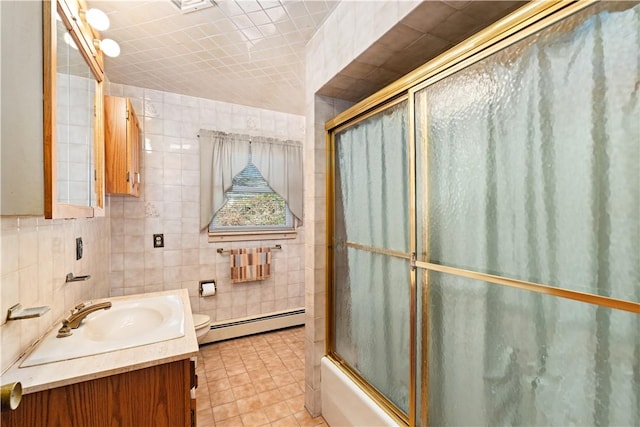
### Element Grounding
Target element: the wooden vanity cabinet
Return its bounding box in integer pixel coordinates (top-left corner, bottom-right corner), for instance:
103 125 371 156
1 359 196 427
104 96 141 197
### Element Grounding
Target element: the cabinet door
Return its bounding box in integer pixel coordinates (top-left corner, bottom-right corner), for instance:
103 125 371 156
105 96 140 197
126 98 141 197
104 96 128 194
0 360 192 427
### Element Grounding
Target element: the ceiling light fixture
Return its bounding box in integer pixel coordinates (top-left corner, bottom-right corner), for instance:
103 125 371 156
170 0 216 14
76 7 120 57
94 38 120 58
84 8 110 31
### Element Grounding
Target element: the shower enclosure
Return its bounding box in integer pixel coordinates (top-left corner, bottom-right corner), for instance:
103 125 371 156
326 2 639 426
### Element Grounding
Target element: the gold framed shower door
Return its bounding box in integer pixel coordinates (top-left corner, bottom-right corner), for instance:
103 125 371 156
325 1 640 426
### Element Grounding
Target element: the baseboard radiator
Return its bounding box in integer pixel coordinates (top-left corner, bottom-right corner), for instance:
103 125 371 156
199 308 305 344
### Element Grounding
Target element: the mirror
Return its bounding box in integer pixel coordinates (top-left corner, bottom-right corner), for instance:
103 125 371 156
55 15 96 207
44 0 104 218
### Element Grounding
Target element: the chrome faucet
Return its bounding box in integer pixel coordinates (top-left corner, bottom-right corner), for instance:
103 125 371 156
57 301 112 338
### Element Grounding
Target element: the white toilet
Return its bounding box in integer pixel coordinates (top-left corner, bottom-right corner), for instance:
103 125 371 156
193 313 211 344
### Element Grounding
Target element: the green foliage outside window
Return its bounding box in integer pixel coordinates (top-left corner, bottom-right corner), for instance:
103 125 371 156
211 162 293 231
213 192 287 227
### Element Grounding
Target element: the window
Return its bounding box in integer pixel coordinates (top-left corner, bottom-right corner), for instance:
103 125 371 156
209 163 294 232
199 130 303 242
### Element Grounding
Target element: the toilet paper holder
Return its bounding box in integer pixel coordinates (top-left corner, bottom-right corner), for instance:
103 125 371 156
199 280 216 297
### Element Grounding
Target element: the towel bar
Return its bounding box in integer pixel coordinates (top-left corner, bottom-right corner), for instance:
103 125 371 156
216 244 282 255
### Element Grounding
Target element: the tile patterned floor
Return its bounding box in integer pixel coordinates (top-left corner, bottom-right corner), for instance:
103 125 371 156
196 326 327 427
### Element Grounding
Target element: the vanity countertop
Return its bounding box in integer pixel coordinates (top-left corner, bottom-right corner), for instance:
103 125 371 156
0 289 199 394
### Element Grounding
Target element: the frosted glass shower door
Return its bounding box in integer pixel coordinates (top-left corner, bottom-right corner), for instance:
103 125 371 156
415 3 640 426
332 100 411 416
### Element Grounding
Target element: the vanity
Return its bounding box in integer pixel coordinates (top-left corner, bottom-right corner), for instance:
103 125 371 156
0 290 199 427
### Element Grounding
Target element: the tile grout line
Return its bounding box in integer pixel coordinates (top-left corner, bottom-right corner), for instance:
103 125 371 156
195 326 327 427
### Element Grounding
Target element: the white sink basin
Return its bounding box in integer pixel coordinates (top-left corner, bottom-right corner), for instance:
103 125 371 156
83 306 166 342
20 294 185 368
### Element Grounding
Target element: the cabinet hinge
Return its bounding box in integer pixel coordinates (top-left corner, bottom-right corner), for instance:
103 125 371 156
94 169 97 181
190 408 195 427
126 109 130 120
126 171 130 182
190 360 198 389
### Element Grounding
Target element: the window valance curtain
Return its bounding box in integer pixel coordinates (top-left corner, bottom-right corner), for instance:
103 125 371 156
199 129 303 230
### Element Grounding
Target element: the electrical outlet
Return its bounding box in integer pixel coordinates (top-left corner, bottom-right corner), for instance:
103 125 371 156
76 237 83 260
153 234 164 248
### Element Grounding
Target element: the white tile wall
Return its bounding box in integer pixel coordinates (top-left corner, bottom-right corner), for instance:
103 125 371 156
106 82 306 326
0 216 111 373
303 0 421 416
306 0 421 96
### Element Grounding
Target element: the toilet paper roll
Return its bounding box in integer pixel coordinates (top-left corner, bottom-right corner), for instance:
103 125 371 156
200 281 216 297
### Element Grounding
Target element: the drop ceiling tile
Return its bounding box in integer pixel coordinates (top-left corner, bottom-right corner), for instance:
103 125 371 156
132 2 176 22
293 14 315 30
308 1 331 15
265 6 288 22
248 10 271 26
273 19 297 34
216 1 245 16
307 11 327 26
241 26 263 41
171 30 197 44
109 26 147 41
196 20 235 36
282 1 308 18
258 22 278 37
193 50 212 61
260 1 281 9
231 14 254 29
268 35 290 48
237 0 263 14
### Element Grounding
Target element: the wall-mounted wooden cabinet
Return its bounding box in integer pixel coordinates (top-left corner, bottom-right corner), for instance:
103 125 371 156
1 0 105 218
104 96 141 197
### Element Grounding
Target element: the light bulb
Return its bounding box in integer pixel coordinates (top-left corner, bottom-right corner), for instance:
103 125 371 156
99 39 120 58
85 8 109 31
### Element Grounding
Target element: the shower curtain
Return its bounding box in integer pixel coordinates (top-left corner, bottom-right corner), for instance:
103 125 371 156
333 101 411 414
416 3 640 425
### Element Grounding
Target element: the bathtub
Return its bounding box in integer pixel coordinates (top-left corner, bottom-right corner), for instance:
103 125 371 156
321 357 398 427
